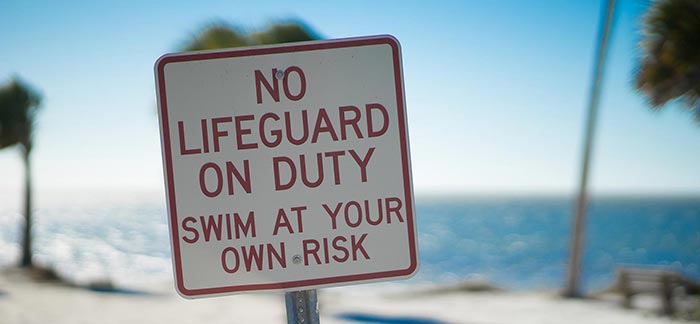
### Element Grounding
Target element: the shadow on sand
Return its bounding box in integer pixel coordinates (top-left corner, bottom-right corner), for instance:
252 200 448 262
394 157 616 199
86 282 153 295
336 312 451 324
2 266 154 296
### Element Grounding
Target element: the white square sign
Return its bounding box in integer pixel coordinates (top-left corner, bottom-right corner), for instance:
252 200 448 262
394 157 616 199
155 35 417 298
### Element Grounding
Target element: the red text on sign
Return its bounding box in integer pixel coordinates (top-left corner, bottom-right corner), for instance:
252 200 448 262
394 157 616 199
176 104 389 155
221 242 287 274
272 147 375 191
303 234 370 266
181 211 257 244
255 66 307 104
323 197 404 230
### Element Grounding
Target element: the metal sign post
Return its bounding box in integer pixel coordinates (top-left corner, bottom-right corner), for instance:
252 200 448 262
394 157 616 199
285 290 319 324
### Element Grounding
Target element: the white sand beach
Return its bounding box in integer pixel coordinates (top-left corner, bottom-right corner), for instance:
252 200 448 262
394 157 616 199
0 269 692 324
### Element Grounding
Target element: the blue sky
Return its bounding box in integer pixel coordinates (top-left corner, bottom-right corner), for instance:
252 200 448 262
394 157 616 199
1 0 699 204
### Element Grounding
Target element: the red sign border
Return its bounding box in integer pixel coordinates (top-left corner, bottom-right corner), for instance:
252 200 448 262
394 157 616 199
155 35 417 297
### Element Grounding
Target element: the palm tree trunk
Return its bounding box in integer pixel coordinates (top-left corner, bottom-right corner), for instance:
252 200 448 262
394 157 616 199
20 146 33 268
564 0 616 298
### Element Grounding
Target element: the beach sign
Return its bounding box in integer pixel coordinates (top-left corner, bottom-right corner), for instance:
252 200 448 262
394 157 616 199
155 35 417 298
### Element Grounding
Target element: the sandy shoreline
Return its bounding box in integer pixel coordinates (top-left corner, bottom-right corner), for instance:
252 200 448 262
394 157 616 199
0 269 692 324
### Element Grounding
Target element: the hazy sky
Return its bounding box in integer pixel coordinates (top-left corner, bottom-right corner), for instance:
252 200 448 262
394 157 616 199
1 0 699 204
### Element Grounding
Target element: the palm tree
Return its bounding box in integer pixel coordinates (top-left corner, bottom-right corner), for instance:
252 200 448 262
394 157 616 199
182 23 249 51
635 0 700 120
181 21 320 52
251 23 321 45
0 78 42 268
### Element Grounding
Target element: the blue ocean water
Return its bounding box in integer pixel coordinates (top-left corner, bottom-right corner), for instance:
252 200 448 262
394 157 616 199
414 196 700 290
0 195 698 291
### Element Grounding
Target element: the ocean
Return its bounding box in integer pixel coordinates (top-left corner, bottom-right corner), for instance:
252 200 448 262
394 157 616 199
1 195 698 292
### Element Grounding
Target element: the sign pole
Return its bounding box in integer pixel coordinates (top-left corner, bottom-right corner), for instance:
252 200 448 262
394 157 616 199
285 289 320 324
